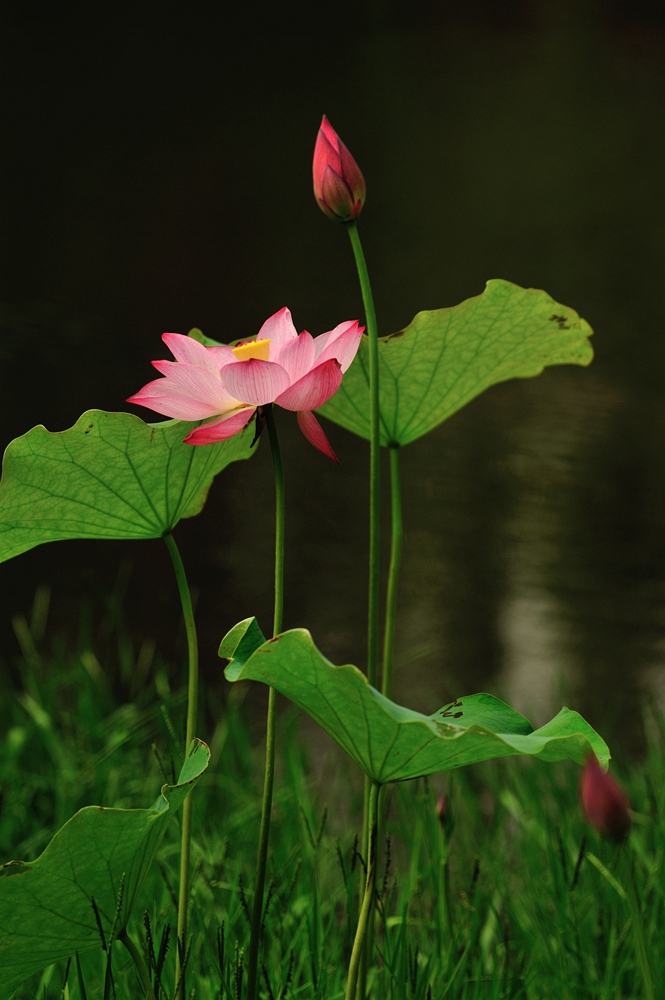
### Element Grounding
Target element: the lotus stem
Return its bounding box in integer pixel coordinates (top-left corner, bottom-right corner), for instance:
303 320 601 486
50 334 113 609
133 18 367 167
345 220 380 690
246 404 284 1000
119 928 158 1000
345 781 380 1000
382 444 403 699
345 219 381 1000
163 530 199 1000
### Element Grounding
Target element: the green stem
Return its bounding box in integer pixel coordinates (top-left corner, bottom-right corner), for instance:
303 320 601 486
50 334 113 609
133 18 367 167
163 531 199 1000
246 404 285 1000
438 819 452 947
345 782 380 1000
357 774 371 1000
382 445 403 699
358 448 402 994
345 221 380 690
119 928 158 1000
346 219 381 1000
620 844 654 1000
266 406 285 639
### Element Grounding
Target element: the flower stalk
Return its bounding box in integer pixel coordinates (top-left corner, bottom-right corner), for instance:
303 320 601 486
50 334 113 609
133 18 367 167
245 404 284 1000
345 221 380 690
345 218 381 1000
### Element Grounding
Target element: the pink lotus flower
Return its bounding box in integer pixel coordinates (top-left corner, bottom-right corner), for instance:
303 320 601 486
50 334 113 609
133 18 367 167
580 755 631 841
127 308 363 462
313 115 366 223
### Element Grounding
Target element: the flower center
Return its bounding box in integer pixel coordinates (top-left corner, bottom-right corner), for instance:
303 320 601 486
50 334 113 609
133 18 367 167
231 338 270 363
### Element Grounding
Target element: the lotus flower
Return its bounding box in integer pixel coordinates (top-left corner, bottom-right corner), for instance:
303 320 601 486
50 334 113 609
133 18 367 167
580 755 631 841
127 308 363 462
313 115 366 223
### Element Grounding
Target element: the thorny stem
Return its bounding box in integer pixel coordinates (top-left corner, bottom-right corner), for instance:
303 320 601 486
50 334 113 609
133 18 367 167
163 530 199 1000
246 404 285 1000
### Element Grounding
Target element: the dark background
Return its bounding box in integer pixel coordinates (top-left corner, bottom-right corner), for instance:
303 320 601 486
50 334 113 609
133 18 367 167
1 2 664 751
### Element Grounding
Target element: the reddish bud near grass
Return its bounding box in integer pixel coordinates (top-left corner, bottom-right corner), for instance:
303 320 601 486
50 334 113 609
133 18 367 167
436 794 454 836
580 755 631 841
313 116 366 223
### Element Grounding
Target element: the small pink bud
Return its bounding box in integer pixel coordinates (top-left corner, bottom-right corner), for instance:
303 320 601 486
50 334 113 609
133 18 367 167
580 755 631 841
436 794 454 836
313 116 366 223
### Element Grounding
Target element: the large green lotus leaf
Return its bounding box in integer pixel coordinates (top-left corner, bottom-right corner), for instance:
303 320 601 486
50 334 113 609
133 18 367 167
318 279 593 446
0 410 255 562
221 620 609 783
0 739 209 997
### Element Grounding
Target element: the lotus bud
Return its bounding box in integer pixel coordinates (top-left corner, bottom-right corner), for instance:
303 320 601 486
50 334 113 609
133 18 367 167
436 794 454 837
313 115 366 223
580 755 631 841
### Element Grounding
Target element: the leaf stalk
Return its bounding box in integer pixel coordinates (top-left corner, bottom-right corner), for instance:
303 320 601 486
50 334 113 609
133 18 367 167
163 530 199 1000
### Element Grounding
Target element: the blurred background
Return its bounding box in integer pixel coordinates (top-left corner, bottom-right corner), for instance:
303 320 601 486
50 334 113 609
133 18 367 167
1 1 664 753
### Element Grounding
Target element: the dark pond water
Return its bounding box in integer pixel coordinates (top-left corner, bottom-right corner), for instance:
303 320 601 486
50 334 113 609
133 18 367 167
1 4 664 753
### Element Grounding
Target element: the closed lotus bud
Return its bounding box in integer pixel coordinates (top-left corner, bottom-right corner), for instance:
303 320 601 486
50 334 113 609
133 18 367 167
580 755 631 841
436 794 454 836
313 115 366 223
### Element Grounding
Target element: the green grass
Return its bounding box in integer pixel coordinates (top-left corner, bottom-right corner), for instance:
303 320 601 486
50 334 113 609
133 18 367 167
1 589 662 999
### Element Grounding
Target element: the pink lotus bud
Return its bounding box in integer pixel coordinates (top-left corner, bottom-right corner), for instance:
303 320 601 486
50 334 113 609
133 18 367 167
313 116 366 223
436 794 454 836
580 755 631 841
